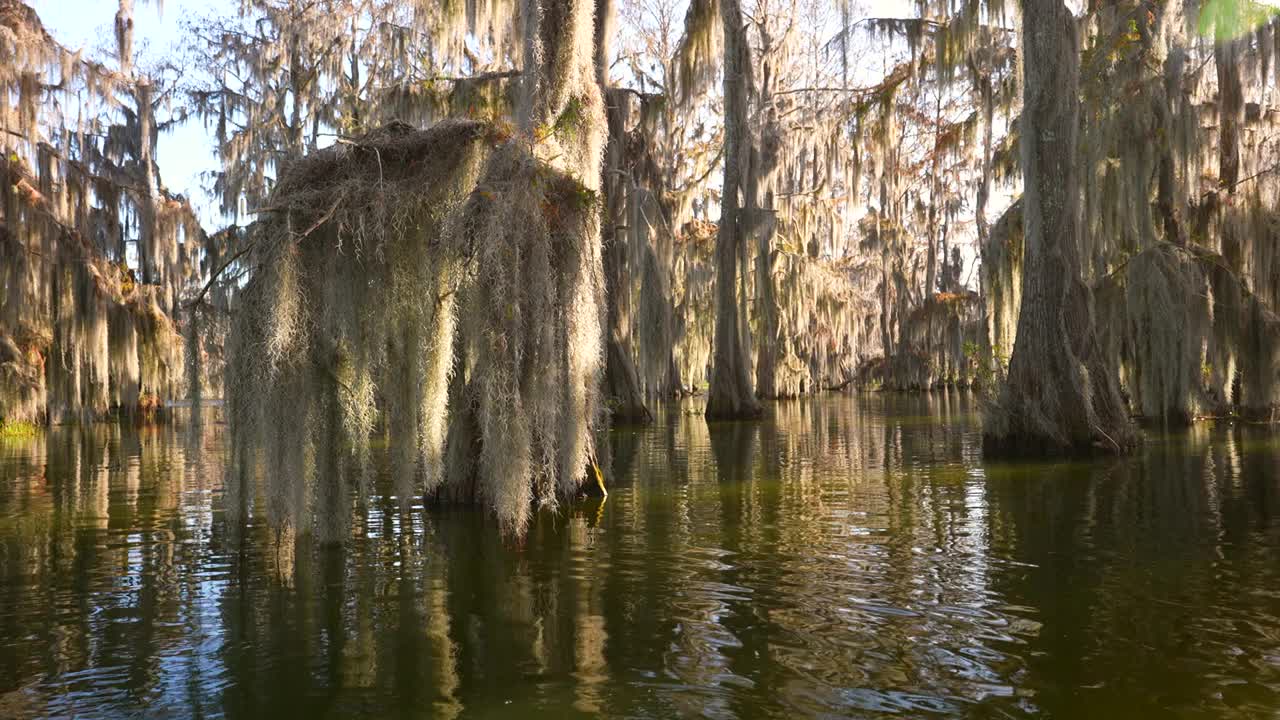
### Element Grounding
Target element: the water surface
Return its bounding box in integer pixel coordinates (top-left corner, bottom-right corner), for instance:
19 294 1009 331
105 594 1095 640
1 393 1278 718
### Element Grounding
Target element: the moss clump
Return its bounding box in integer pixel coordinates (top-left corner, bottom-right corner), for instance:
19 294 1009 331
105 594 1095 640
0 419 40 438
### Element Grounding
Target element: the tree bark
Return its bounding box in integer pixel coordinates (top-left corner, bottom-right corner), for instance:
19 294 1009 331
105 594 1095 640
1156 35 1186 246
753 196 779 399
1215 35 1242 192
137 79 159 288
984 0 1136 455
1215 33 1244 271
973 55 997 365
115 0 134 75
923 89 943 382
925 89 942 300
600 110 651 428
596 0 652 424
752 32 781 400
705 0 762 420
974 69 993 251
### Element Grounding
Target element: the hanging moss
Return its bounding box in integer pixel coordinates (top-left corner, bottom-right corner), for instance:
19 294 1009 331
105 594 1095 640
226 120 489 536
227 0 609 538
0 0 207 426
981 199 1023 370
1096 245 1210 425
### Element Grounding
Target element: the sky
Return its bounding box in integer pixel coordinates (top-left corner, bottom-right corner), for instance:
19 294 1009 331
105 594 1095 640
31 0 914 231
33 0 224 225
31 0 990 286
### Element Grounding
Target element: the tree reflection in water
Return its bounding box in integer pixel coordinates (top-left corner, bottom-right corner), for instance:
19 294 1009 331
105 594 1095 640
0 395 1277 718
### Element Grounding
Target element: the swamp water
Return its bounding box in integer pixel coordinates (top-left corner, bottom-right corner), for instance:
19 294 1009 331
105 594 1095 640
0 393 1277 719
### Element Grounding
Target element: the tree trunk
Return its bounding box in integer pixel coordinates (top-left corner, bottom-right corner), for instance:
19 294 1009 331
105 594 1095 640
925 89 942 300
287 33 305 157
973 59 997 365
879 228 893 365
923 90 943 382
1156 36 1186 246
753 38 780 400
1215 35 1242 193
984 0 1136 455
115 0 134 75
118 0 157 289
596 0 651 424
754 196 779 399
137 79 159 288
974 70 993 250
1215 34 1244 272
668 351 684 397
705 0 762 420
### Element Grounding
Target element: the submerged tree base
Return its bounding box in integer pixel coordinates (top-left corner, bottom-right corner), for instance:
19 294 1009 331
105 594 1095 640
981 315 1141 459
980 426 1139 458
704 397 764 421
605 338 652 425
